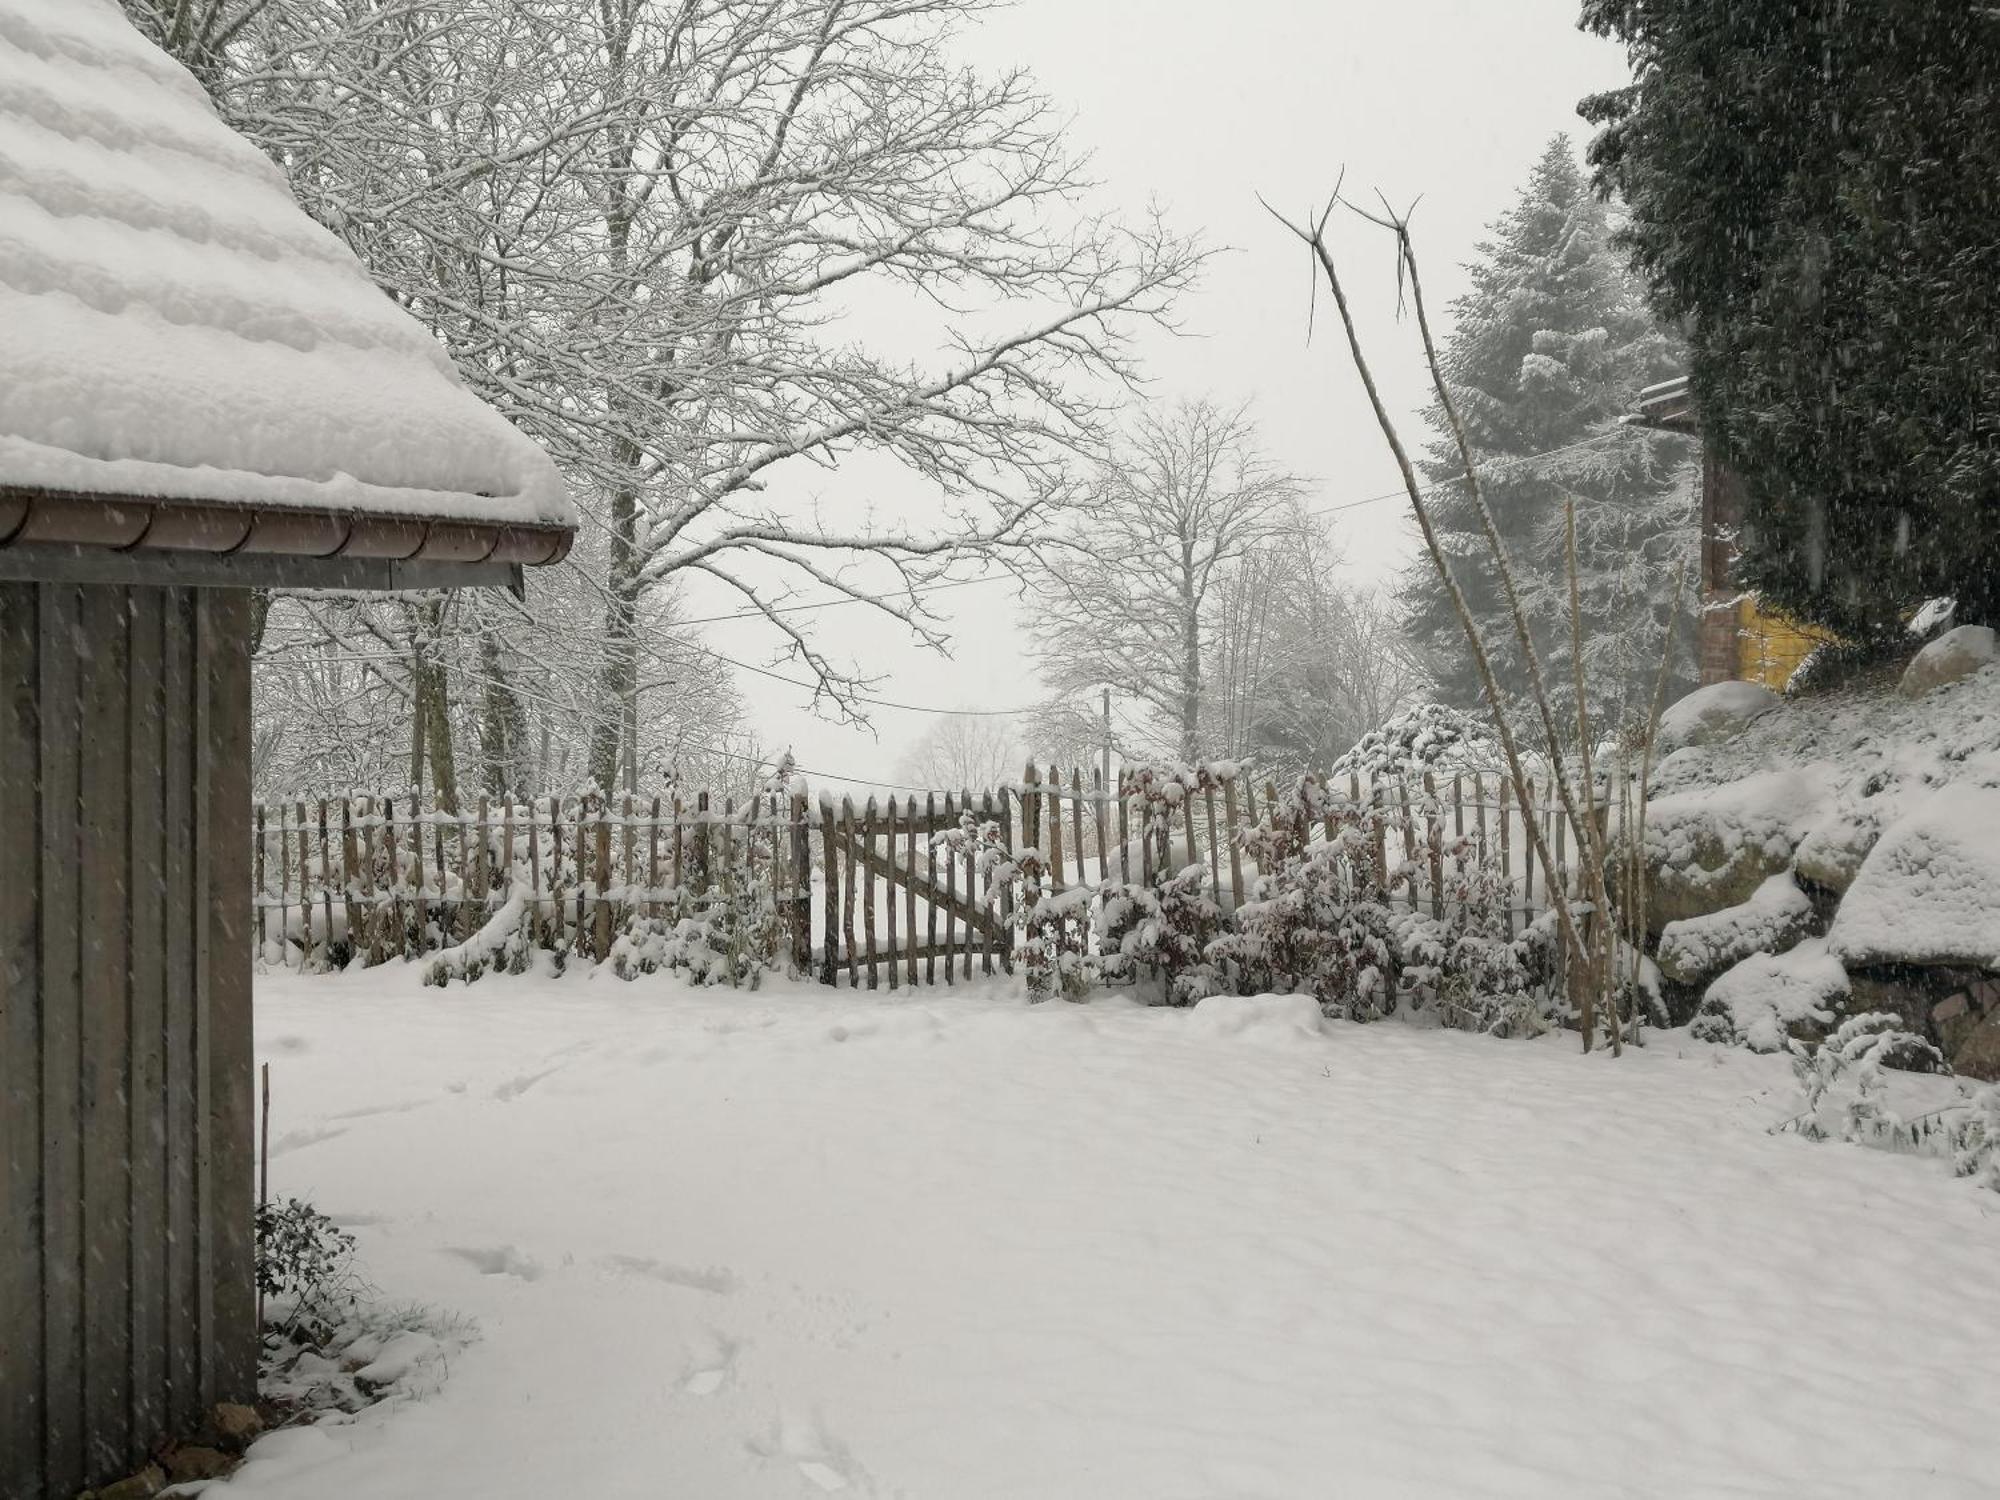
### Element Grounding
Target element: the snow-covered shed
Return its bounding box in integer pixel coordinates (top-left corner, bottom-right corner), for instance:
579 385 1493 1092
0 3 573 1493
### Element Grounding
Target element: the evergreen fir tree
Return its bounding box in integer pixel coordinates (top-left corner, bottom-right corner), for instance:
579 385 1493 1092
1582 2 2000 639
1398 137 1696 741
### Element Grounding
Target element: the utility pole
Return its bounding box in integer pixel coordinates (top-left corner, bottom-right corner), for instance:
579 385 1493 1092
1101 687 1112 791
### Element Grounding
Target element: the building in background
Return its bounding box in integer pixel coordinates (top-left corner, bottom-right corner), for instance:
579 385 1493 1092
1628 377 1826 690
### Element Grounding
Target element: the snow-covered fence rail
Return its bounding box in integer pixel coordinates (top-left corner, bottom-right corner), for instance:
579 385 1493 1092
810 763 1582 989
251 790 816 974
254 765 1580 983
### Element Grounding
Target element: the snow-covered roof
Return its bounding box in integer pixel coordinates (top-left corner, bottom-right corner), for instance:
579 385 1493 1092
0 0 573 548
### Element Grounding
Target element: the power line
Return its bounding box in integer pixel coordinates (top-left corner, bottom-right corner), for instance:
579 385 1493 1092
1302 430 1631 521
672 573 1010 628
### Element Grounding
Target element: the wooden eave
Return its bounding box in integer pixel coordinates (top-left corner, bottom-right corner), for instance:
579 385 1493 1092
0 484 573 591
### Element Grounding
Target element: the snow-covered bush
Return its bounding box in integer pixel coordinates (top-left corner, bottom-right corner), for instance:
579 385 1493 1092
610 800 786 988
1206 773 1524 1028
256 1197 360 1348
938 813 1092 1002
1332 703 1494 783
1395 840 1536 1034
1777 1013 1943 1143
1096 863 1226 1005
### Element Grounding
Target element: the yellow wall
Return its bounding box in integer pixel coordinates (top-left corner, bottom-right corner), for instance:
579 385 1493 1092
1735 597 1827 691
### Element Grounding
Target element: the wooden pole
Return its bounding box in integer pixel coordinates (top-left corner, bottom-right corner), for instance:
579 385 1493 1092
925 792 940 985
839 796 859 989
821 797 841 986
1222 773 1245 910
1046 766 1065 893
904 803 919 987
254 804 267 955
295 798 314 962
941 792 957 986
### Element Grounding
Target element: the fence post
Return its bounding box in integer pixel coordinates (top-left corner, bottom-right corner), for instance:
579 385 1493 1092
940 792 956 987
792 792 814 978
820 795 839 985
318 798 335 960
882 798 897 991
926 792 940 985
862 797 879 989
255 805 267 955
996 785 1015 975
690 789 711 900
1221 772 1245 910
1092 768 1110 886
1046 766 1065 892
1423 771 1445 918
295 798 313 962
594 797 614 960
839 796 859 989
904 801 919 987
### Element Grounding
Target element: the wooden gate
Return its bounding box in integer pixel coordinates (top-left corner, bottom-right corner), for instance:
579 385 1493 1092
815 791 1013 987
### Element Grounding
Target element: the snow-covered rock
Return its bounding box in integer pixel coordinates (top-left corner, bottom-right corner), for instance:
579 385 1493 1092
1898 625 1998 698
1643 769 1830 926
1656 681 1781 755
1829 784 2000 970
1792 806 1886 894
1656 874 1815 987
1695 937 1850 1052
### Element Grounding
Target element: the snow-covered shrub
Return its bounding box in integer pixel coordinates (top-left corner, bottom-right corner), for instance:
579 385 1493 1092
1395 841 1535 1034
611 867 784 988
1097 863 1225 1005
257 1197 360 1347
1778 1012 1943 1143
1209 776 1390 1020
1332 703 1494 782
1951 1084 2000 1191
938 813 1092 1002
1210 772 1530 1028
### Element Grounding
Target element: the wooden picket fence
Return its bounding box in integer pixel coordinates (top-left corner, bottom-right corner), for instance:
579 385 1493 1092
253 765 1580 985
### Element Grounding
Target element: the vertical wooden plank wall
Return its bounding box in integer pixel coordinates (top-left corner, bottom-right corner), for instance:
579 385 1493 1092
0 583 257 1500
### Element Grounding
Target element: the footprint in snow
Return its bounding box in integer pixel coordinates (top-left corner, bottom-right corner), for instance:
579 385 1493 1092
603 1254 737 1295
748 1409 864 1494
681 1329 737 1395
443 1245 542 1280
492 1065 561 1101
265 1123 347 1158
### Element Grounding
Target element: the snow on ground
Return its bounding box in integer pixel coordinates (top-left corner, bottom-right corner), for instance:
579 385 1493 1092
234 964 2000 1500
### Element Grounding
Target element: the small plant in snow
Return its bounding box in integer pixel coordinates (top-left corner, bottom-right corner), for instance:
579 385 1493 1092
256 1196 360 1347
1950 1084 2000 1190
1778 1013 1943 1143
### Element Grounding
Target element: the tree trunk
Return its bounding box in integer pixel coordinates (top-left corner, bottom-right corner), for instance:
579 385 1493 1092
407 597 460 813
479 626 529 799
1179 552 1201 764
586 482 640 793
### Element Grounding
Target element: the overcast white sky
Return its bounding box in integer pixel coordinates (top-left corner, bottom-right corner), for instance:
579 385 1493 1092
689 0 1634 792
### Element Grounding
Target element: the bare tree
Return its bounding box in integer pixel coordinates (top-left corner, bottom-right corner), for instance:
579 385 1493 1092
1207 510 1425 775
1030 400 1307 762
894 713 1018 790
135 0 1206 793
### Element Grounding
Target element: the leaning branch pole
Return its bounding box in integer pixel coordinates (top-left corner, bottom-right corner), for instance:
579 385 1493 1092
1266 198 1601 1050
